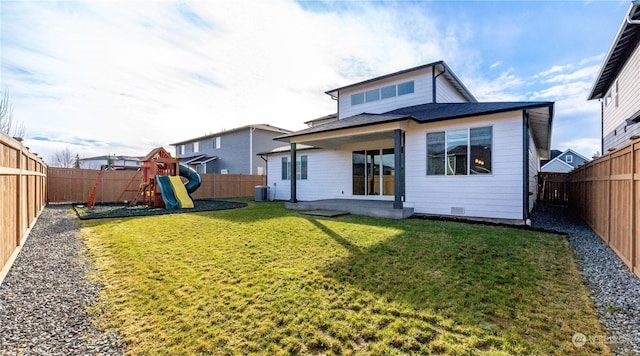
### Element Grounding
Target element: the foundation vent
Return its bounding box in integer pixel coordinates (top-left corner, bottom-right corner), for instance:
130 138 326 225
451 207 465 215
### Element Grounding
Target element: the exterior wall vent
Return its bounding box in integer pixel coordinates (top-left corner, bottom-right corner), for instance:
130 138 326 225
451 207 465 215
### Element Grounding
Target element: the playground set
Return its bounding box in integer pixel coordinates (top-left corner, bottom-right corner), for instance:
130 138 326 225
86 147 201 209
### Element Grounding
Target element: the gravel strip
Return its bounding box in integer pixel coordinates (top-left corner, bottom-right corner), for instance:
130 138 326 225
531 205 640 355
0 205 123 355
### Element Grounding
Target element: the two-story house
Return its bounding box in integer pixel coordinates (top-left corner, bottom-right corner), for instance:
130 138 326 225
80 155 142 169
541 148 590 173
171 124 291 175
263 61 554 223
589 1 640 153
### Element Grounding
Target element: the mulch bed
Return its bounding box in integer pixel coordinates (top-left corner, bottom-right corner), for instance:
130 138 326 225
73 199 247 220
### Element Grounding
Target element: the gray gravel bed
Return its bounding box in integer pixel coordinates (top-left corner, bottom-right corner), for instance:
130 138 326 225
0 205 123 355
531 206 640 355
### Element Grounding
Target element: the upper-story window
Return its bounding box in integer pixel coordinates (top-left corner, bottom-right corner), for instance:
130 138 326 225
350 81 414 106
193 142 199 153
214 136 221 149
178 145 185 156
565 154 573 163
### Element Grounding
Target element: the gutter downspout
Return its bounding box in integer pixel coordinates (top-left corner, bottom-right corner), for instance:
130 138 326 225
258 153 268 194
627 2 640 24
432 64 446 103
290 143 297 203
249 127 255 175
601 99 604 155
522 110 530 222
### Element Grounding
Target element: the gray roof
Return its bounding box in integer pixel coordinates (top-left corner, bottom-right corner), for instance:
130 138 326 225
325 61 477 103
171 124 292 145
276 113 412 140
276 102 553 141
589 2 640 100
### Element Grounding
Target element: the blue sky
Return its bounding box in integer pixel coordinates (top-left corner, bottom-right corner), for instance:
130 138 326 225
0 0 632 163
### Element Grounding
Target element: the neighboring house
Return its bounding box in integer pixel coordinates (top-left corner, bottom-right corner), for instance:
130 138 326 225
304 113 338 127
264 61 554 223
541 149 590 173
80 155 142 170
588 1 640 153
171 124 291 175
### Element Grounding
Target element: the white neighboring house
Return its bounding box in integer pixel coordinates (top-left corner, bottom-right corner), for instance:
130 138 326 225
588 1 640 153
263 61 554 223
541 149 590 173
79 155 142 169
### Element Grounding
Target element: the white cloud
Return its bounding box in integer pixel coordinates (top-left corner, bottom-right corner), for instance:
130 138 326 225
489 61 503 69
3 0 462 162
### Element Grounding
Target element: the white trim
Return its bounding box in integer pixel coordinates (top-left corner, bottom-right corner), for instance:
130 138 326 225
561 148 590 162
541 156 574 171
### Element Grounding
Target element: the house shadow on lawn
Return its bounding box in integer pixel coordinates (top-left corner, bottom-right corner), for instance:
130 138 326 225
307 217 608 355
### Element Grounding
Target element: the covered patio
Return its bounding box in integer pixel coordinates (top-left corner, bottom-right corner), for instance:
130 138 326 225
285 199 414 220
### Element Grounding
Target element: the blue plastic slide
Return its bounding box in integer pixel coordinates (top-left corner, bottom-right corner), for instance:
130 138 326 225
179 164 201 193
156 175 179 209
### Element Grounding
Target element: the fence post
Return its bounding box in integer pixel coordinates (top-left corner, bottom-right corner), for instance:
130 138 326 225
632 142 637 274
607 155 612 245
15 145 22 247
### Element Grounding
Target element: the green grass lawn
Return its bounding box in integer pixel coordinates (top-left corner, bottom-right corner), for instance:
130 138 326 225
81 200 608 355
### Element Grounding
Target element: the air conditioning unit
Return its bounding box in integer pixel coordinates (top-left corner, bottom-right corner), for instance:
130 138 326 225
255 186 270 202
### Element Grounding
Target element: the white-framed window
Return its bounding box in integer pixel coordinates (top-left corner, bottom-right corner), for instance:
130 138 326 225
193 141 199 153
565 154 573 163
214 136 221 149
350 81 414 106
281 155 307 180
614 80 619 107
178 145 185 156
427 126 493 176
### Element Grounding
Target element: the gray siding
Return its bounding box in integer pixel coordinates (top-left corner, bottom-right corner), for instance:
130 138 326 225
604 121 640 153
251 129 287 175
212 130 250 174
176 127 288 175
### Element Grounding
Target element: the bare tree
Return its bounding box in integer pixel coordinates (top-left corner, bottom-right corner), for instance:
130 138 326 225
0 88 26 138
51 147 75 168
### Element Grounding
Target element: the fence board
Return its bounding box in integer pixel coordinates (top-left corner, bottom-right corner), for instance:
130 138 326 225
47 168 266 203
1 132 47 284
538 172 569 206
569 137 640 277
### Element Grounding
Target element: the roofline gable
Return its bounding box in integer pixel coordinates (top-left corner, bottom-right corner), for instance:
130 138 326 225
170 124 292 145
541 157 575 171
559 148 591 162
588 1 640 100
324 61 477 103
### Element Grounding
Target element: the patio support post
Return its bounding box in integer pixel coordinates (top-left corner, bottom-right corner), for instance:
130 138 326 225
290 143 297 203
393 129 403 209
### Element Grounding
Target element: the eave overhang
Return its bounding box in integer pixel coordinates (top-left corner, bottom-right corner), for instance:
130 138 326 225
588 2 640 100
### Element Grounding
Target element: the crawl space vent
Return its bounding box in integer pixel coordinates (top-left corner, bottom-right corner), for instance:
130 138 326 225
451 207 465 215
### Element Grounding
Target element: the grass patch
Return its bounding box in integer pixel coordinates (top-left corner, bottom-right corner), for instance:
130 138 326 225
81 200 608 355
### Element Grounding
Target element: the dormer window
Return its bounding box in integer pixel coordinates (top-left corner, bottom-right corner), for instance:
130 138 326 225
397 81 415 95
365 89 379 102
350 81 415 106
351 93 365 106
565 154 573 163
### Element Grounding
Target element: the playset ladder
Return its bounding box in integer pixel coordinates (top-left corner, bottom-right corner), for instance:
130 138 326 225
87 168 106 208
116 168 142 205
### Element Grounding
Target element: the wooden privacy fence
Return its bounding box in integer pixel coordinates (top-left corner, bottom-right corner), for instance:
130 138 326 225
47 167 266 203
538 172 569 206
569 139 640 277
1 132 47 283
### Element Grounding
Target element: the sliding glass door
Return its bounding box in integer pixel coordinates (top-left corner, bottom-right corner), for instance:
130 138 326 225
353 148 394 196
